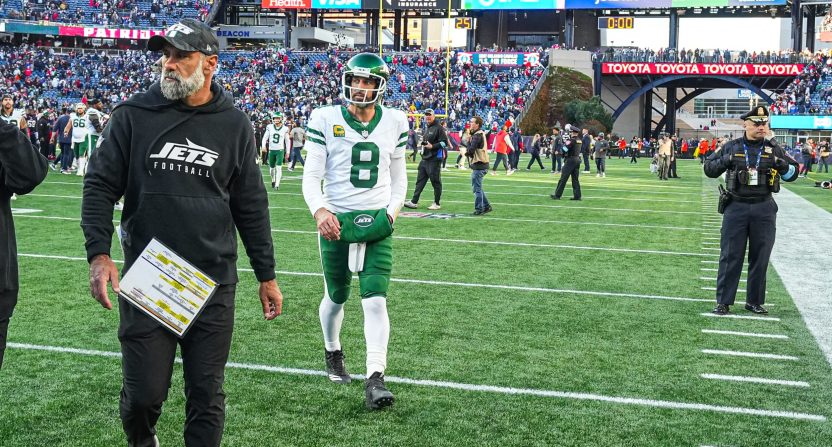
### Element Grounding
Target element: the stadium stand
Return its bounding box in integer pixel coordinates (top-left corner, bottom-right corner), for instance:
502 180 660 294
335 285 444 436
593 47 816 64
0 44 546 132
0 0 210 27
770 52 832 116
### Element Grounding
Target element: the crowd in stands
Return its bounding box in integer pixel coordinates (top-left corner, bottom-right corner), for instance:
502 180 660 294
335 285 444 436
770 51 832 115
594 47 817 64
0 44 546 137
0 0 210 27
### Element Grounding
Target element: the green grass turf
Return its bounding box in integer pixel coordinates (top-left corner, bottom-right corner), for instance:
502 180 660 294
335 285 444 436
2 157 831 446
781 171 832 213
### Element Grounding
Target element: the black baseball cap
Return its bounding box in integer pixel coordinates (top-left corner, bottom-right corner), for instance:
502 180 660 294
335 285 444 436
148 19 219 56
88 98 102 106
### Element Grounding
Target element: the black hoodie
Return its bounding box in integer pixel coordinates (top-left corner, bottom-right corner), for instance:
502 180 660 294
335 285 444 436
81 82 275 284
1 121 47 292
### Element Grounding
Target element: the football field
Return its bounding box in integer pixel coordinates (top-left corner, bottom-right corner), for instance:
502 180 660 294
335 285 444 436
1 157 831 447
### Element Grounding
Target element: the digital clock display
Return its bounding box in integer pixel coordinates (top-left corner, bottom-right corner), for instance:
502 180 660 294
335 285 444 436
598 17 635 29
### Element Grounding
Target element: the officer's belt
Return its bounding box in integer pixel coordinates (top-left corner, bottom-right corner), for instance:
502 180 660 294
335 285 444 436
729 193 771 204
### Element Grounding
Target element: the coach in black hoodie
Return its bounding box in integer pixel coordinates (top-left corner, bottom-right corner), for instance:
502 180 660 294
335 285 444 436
81 19 283 447
0 119 47 369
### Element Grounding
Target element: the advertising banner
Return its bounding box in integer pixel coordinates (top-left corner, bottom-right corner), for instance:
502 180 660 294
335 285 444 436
601 63 803 76
460 0 563 9
215 26 284 39
311 0 361 8
457 52 541 67
770 116 832 130
363 0 449 9
59 26 164 40
261 0 312 7
4 22 60 35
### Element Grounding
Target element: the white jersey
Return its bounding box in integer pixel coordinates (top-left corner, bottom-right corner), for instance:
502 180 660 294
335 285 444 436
85 108 105 137
262 124 290 152
0 109 23 126
69 112 88 143
303 105 409 213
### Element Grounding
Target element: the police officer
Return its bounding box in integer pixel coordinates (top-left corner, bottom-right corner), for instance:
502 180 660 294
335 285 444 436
704 106 798 315
551 124 582 201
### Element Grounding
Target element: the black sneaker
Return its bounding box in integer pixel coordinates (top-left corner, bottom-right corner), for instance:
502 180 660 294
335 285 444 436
482 206 493 214
364 372 394 410
550 194 560 200
712 304 730 315
325 350 351 384
271 181 276 189
744 303 768 314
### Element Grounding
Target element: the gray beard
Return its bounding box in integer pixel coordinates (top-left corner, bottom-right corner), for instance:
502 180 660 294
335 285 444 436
160 68 205 101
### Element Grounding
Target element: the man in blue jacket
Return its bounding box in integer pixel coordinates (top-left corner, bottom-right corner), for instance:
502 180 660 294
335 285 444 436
0 117 47 369
81 19 283 447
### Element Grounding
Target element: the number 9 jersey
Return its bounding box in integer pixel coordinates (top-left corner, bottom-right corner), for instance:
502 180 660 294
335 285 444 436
302 104 409 214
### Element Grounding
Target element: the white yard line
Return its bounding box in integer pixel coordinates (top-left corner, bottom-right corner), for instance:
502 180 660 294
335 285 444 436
700 374 809 388
6 342 825 422
701 349 799 361
700 277 747 283
701 329 788 340
700 313 780 322
770 187 832 368
17 253 714 304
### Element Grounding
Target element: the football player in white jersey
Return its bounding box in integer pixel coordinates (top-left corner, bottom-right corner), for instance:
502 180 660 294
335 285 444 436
0 94 26 130
261 112 290 189
64 103 88 175
2 94 27 200
302 53 408 410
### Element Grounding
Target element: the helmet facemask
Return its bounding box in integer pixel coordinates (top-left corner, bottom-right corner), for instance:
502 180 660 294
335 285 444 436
342 71 387 108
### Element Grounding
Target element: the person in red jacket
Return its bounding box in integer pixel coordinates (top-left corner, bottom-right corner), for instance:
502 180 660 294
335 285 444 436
491 123 514 175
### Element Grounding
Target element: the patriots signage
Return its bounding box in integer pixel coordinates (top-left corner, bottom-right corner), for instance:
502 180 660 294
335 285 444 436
457 52 540 67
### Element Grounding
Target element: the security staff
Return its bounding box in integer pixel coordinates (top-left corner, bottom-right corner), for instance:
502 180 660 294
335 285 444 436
704 106 798 315
404 108 447 210
551 124 582 200
550 127 563 173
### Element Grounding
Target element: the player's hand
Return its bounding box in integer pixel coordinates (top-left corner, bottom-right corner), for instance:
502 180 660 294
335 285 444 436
314 207 340 241
259 279 283 320
89 254 119 310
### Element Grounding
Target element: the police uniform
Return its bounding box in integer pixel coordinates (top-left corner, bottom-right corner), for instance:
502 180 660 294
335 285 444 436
551 124 582 200
703 106 798 315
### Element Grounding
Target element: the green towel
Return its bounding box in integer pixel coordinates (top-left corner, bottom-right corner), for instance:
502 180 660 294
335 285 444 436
336 208 393 243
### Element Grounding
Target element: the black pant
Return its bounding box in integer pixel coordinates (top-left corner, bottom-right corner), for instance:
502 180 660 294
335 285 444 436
0 289 18 370
669 159 678 178
715 199 776 306
582 153 590 171
411 159 442 205
554 156 581 199
119 284 236 447
510 150 520 169
526 153 544 170
492 153 509 172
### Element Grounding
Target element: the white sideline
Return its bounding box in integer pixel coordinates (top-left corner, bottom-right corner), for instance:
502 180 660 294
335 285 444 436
701 349 799 361
6 342 826 422
16 253 715 304
701 329 788 340
700 313 780 322
700 277 747 283
700 374 810 388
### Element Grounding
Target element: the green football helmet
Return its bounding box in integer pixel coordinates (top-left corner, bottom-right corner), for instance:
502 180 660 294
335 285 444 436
342 53 390 107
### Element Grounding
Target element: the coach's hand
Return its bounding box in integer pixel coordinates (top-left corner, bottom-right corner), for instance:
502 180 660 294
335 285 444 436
259 279 283 320
89 254 119 310
315 207 340 241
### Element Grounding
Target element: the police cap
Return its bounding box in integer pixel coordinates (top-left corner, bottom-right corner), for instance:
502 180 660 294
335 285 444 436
740 106 769 123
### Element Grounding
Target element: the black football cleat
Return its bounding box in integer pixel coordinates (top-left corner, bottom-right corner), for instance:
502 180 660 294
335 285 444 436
325 350 351 384
483 206 493 214
745 303 768 314
550 194 560 200
712 304 730 315
364 372 394 410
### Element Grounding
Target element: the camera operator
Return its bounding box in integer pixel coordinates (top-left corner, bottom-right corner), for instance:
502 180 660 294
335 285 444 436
404 108 447 211
704 106 798 315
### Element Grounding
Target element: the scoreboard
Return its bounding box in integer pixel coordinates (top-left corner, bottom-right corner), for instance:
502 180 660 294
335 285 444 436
597 17 635 29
